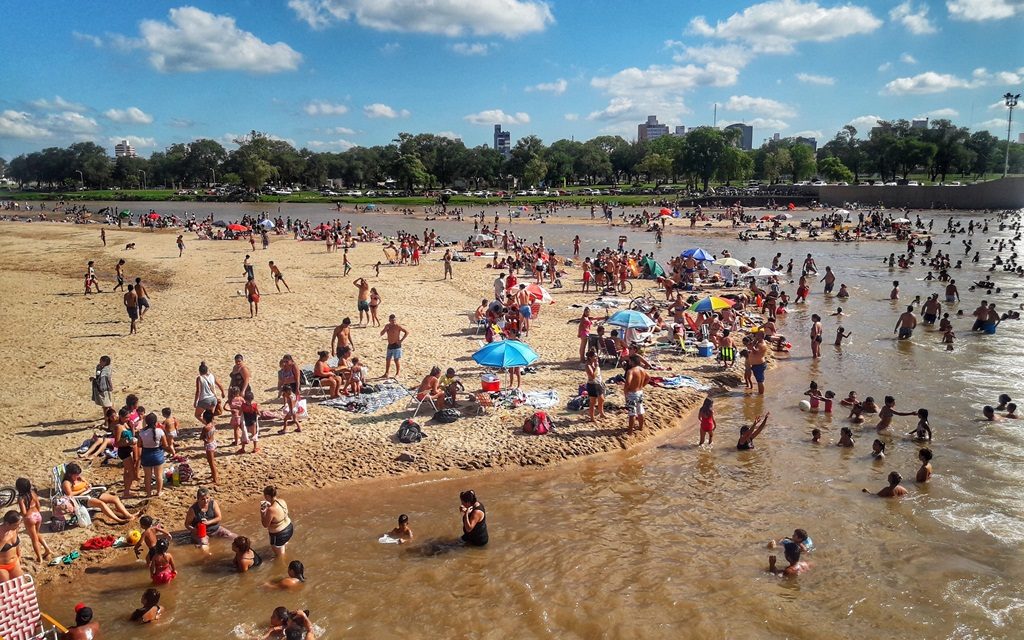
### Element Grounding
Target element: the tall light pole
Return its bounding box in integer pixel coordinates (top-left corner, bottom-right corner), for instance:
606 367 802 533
75 170 84 188
210 168 216 186
138 170 147 190
1004 93 1020 178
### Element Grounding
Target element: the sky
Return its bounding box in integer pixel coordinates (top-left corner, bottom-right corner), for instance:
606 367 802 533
1 0 1022 159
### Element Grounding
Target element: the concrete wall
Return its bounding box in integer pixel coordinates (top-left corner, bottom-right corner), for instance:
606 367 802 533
814 177 1024 210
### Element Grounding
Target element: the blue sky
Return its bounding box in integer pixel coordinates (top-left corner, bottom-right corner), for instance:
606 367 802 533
1 0 1022 159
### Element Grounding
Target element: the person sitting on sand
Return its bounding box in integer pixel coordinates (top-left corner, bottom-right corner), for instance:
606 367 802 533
345 357 365 395
439 367 465 405
863 471 908 497
61 462 133 524
387 514 414 544
313 351 341 398
416 366 446 408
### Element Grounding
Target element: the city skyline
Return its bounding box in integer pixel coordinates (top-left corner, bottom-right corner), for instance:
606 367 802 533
2 0 1022 159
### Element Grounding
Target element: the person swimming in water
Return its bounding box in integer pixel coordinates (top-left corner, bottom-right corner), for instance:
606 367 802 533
837 427 855 448
916 448 933 482
387 514 414 544
736 413 770 450
265 560 306 590
863 471 908 497
876 396 917 433
871 439 886 460
767 529 811 576
907 409 932 441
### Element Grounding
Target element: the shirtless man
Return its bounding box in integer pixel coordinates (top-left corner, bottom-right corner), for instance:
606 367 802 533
244 275 260 318
269 261 290 293
134 277 151 320
124 284 139 334
894 305 917 340
890 280 900 300
331 317 355 360
863 471 908 498
623 355 650 433
415 366 446 408
63 605 101 640
354 277 371 325
802 253 817 275
921 294 941 326
944 279 960 303
971 300 989 332
380 314 408 378
443 250 453 280
820 266 836 294
748 333 768 395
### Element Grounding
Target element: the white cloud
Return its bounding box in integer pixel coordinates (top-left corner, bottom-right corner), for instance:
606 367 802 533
324 126 356 135
689 1 882 54
564 113 579 121
747 118 790 131
883 71 973 94
107 135 157 149
110 7 303 73
363 103 410 119
30 96 87 112
379 42 401 54
288 0 554 37
0 111 52 139
436 131 461 140
921 108 960 118
450 42 493 56
304 100 349 116
847 115 884 132
878 61 893 72
72 31 103 47
723 95 796 118
673 43 756 68
791 129 824 139
306 139 357 150
46 111 99 133
947 0 1021 21
974 117 1011 130
900 52 918 64
890 1 938 34
463 109 530 125
525 78 567 95
973 66 1024 85
104 107 154 125
795 72 835 85
169 118 195 128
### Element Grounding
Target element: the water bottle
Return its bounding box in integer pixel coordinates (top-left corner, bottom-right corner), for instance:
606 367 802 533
172 468 181 487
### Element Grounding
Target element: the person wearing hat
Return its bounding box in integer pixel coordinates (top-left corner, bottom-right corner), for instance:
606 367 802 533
63 604 100 639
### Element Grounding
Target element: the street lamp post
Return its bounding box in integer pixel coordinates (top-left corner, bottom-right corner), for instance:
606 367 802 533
1004 92 1020 178
75 170 84 188
211 168 216 186
139 170 147 190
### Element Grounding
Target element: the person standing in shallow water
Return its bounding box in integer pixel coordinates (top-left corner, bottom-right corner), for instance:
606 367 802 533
460 490 488 546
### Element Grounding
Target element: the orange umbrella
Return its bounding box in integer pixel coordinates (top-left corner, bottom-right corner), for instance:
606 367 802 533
227 223 250 232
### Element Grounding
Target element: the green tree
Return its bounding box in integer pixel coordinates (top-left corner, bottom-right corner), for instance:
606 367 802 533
818 156 854 183
682 127 728 190
523 156 548 187
634 152 673 184
393 153 429 192
790 143 817 181
763 148 793 184
186 139 228 185
716 147 754 185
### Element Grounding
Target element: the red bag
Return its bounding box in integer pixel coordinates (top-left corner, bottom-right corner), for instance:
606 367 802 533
522 411 551 435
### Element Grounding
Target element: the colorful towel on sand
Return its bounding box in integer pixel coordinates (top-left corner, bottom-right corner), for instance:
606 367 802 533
650 375 710 391
318 380 408 414
524 390 559 409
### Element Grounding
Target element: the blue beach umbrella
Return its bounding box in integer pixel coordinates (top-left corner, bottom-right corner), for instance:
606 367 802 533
681 247 715 261
607 309 656 330
365 203 378 211
472 340 539 368
258 219 275 230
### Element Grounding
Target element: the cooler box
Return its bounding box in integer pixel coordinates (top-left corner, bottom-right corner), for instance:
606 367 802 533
481 374 500 392
697 342 714 357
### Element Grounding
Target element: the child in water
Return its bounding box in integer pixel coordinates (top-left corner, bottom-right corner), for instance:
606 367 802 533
698 397 716 446
810 428 821 444
942 327 955 351
916 448 933 482
834 326 852 346
870 439 886 459
387 514 414 544
148 539 176 585
265 560 306 590
907 409 932 441
129 588 163 624
837 427 855 448
863 471 908 497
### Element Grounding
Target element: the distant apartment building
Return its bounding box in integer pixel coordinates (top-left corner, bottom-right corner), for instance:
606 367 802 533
911 118 929 130
773 132 781 142
1018 132 1024 144
724 123 754 151
673 125 686 136
794 136 818 152
493 125 511 158
114 139 137 158
637 115 670 142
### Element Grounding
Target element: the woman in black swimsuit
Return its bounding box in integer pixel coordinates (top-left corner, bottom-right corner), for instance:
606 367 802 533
232 536 263 572
736 413 770 451
0 511 24 581
460 490 488 547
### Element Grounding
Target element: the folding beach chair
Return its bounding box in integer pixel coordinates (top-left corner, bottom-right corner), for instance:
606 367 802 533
405 391 439 418
51 463 107 516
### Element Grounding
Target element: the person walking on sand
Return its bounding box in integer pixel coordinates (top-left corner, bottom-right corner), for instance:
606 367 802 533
245 275 260 318
369 287 382 326
443 249 454 280
124 284 139 334
624 354 650 433
91 355 113 421
332 317 355 360
114 259 126 292
100 228 106 247
134 277 151 320
269 261 290 293
177 234 185 257
354 277 371 325
194 362 225 421
343 249 352 276
894 305 917 340
585 349 605 422
381 314 408 378
243 254 254 280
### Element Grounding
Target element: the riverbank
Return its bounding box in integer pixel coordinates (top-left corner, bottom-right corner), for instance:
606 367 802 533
0 221 758 587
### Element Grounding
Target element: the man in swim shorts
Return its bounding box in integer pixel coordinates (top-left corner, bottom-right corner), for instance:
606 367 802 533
380 314 408 378
124 284 139 335
623 355 650 433
134 277 151 320
944 280 959 303
894 305 917 340
354 277 370 325
921 294 941 326
748 334 768 395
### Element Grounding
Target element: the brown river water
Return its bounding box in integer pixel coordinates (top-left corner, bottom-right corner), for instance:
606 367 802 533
40 203 1024 639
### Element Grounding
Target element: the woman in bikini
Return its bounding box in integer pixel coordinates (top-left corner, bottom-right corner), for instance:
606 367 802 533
62 462 133 524
0 511 25 582
369 287 382 327
80 407 119 461
232 536 263 572
260 486 294 558
16 478 53 562
313 351 341 398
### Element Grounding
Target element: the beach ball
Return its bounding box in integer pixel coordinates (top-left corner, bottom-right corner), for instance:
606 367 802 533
127 529 142 544
798 400 811 412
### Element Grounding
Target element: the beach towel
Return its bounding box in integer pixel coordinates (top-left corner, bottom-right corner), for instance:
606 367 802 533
650 375 710 391
319 380 408 414
524 390 559 409
80 535 116 551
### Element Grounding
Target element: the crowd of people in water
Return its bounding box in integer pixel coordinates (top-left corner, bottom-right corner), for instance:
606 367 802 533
0 201 1020 637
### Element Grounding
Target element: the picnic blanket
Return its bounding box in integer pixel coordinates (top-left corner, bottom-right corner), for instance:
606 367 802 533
524 390 559 409
319 380 408 414
650 375 710 391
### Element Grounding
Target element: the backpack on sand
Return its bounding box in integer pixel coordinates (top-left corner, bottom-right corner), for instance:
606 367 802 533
433 408 461 423
522 411 552 435
397 419 426 444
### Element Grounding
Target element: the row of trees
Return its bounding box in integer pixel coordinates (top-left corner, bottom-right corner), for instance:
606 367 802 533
3 121 1021 192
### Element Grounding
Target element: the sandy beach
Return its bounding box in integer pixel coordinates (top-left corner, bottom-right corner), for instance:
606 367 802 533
0 218 750 586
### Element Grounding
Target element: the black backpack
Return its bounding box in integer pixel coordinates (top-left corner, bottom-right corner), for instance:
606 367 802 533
433 408 461 423
397 419 425 443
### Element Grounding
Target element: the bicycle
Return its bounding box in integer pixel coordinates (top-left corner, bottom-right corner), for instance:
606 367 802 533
0 485 16 508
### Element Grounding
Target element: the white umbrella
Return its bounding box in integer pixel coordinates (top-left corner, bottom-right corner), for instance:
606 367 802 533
834 209 851 216
745 267 782 278
714 257 745 267
471 233 493 242
891 217 911 224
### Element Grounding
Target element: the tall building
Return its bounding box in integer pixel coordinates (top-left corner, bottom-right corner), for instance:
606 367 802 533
1018 132 1024 144
493 125 511 158
673 125 686 136
773 132 781 142
724 123 754 151
637 115 670 142
911 118 929 130
114 139 137 158
794 136 818 152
